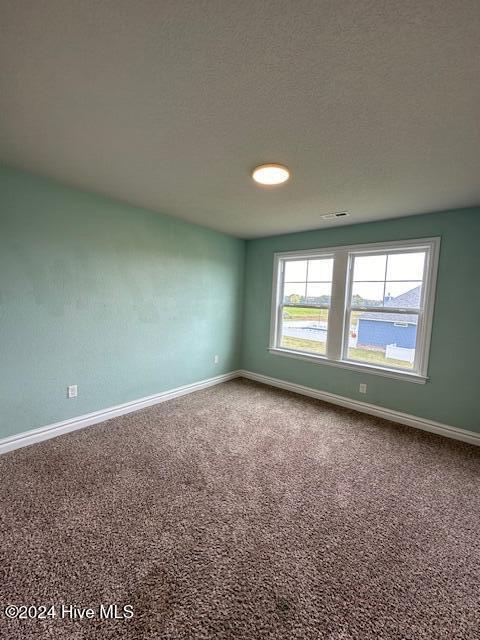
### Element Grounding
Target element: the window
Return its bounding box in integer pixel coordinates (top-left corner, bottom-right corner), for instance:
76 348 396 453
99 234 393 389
280 256 333 356
270 238 440 382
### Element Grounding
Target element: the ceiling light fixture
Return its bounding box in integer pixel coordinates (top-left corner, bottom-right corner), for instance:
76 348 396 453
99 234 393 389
252 163 290 186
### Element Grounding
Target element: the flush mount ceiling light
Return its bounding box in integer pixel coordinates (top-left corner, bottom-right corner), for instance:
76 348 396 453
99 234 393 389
252 163 290 186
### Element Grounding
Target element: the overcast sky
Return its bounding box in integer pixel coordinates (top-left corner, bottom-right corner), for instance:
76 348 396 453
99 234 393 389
284 252 425 303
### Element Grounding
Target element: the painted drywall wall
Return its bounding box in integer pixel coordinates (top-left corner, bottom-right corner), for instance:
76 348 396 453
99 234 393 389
1 164 478 439
242 209 480 431
0 167 244 439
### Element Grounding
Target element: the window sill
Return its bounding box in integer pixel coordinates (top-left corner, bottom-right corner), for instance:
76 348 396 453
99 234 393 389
268 347 428 384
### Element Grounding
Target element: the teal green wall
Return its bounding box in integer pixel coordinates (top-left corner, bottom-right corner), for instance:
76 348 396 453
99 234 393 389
1 165 478 439
0 167 244 439
242 209 480 432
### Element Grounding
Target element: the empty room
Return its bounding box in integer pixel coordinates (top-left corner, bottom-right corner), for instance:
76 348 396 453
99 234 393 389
1 1 479 638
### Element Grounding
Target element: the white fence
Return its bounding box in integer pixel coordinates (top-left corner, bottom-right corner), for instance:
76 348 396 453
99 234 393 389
385 343 415 363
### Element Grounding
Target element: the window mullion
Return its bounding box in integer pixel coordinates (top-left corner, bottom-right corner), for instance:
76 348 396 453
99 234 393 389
412 251 429 373
326 250 349 361
270 257 283 349
277 261 285 346
304 260 309 302
412 308 425 373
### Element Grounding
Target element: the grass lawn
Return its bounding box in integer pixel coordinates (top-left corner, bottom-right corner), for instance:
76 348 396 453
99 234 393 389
281 336 327 354
283 307 363 327
347 347 412 369
283 307 329 321
281 336 412 369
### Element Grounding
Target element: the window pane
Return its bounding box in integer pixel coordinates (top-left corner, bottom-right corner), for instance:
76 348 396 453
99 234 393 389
284 260 307 282
384 282 422 307
353 255 386 281
351 282 384 306
306 282 332 305
346 311 418 370
284 282 306 303
308 258 333 281
281 307 328 356
387 252 425 281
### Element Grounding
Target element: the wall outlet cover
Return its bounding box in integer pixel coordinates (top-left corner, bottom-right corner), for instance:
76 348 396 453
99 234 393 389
67 385 78 399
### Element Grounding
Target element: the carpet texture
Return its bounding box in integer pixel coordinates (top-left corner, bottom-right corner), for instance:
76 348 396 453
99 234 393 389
1 379 479 639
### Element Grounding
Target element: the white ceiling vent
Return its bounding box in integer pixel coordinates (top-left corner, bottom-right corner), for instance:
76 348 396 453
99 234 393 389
321 212 350 220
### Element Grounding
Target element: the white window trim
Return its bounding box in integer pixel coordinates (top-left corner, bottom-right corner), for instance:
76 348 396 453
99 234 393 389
269 237 440 384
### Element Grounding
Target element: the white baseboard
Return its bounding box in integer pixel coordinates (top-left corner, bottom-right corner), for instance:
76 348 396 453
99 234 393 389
2 368 478 455
239 370 480 447
0 370 242 455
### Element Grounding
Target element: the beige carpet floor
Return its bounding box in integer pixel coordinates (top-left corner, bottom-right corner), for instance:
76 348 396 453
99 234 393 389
1 378 479 639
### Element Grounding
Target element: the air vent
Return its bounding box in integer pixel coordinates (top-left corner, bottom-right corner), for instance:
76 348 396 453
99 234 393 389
321 211 350 220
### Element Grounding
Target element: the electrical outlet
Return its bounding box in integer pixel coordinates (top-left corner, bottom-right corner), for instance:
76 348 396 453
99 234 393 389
67 385 78 399
359 383 367 394
214 354 219 364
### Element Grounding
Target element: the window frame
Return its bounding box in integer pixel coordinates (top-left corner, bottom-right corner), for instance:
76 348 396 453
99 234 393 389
269 237 440 383
274 253 335 358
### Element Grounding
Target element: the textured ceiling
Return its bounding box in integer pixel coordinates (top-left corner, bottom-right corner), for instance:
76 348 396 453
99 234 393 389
1 1 479 238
